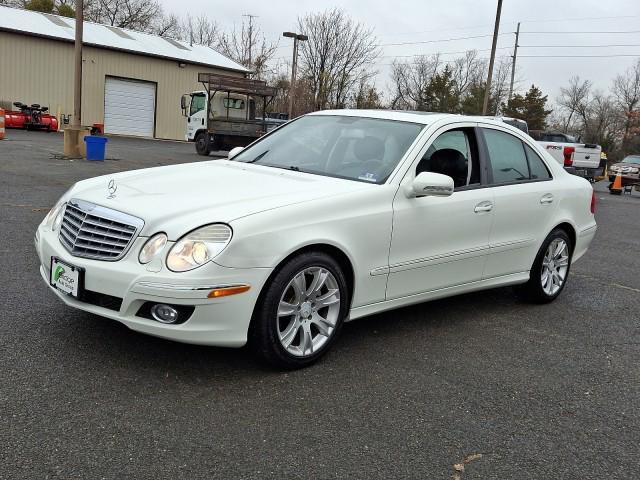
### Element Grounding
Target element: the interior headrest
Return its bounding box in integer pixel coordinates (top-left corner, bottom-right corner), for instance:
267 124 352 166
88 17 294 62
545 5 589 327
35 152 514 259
430 148 467 174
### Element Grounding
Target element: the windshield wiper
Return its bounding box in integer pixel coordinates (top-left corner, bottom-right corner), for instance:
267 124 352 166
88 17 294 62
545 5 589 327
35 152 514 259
263 164 301 172
248 150 270 163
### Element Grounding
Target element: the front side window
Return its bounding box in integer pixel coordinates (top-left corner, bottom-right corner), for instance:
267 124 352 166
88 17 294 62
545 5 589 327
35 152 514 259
482 129 531 183
190 94 206 116
416 129 480 189
232 115 424 184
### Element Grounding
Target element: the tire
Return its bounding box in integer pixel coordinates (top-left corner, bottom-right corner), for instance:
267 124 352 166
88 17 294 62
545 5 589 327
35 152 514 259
248 251 350 369
518 229 572 304
195 132 210 156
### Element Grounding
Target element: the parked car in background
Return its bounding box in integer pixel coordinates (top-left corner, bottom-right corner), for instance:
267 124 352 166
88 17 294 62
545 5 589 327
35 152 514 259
608 154 640 186
36 111 597 369
530 131 602 182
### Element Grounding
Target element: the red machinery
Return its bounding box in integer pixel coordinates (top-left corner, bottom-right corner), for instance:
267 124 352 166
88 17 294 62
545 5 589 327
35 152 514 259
5 102 59 131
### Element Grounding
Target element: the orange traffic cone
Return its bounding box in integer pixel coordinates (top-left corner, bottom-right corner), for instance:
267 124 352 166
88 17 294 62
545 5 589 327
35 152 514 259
610 172 623 195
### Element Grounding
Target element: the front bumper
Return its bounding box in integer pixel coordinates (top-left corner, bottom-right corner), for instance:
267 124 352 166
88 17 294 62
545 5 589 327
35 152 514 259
36 224 272 347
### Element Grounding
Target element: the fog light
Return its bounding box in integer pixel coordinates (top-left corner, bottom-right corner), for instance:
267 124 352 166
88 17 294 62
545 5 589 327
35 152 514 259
150 304 179 324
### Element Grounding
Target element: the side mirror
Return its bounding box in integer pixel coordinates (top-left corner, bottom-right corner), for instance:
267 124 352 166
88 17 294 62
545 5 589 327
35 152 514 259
180 94 189 116
406 172 454 198
228 146 244 159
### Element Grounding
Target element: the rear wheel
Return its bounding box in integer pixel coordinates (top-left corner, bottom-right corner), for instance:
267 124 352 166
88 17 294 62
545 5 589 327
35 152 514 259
249 252 349 369
518 229 572 304
195 132 210 156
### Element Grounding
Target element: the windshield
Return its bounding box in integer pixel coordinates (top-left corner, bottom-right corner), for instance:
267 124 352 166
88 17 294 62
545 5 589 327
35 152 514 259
232 115 425 184
623 155 640 164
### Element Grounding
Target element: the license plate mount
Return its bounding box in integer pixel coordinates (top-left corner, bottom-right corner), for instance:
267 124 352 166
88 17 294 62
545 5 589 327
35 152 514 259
50 257 84 298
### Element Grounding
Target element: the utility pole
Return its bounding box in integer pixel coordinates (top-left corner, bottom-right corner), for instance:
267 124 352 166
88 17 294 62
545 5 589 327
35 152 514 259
482 0 503 115
72 0 83 129
508 22 520 101
64 0 84 157
283 31 308 119
243 14 258 71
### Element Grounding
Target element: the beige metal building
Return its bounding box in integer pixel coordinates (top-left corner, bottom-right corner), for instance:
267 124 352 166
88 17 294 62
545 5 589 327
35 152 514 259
0 6 248 140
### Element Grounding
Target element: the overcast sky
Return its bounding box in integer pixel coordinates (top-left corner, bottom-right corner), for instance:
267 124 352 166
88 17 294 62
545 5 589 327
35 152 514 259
161 0 640 105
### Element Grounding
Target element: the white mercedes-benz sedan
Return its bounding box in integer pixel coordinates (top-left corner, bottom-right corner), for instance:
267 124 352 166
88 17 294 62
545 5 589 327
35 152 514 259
36 111 597 368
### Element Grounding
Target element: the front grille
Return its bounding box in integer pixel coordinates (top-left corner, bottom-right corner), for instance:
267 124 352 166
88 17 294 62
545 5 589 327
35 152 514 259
58 199 144 261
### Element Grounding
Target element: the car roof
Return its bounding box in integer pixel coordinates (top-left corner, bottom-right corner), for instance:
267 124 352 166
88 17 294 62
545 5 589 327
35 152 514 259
309 109 512 126
307 110 529 134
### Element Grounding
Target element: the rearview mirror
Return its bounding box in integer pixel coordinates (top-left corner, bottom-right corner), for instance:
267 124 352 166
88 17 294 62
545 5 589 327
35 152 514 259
228 146 244 159
407 172 454 198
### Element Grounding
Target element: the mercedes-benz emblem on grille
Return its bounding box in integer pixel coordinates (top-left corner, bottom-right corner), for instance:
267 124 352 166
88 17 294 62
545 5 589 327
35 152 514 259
107 179 117 199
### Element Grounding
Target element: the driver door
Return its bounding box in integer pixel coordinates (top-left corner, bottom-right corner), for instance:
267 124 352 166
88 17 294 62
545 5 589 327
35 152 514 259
387 124 494 299
187 93 206 140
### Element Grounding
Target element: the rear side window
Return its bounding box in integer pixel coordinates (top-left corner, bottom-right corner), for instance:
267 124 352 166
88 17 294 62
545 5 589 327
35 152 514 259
482 129 530 183
524 144 551 180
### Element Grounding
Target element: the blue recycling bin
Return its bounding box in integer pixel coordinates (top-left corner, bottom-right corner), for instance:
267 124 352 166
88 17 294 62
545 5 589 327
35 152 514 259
84 135 108 161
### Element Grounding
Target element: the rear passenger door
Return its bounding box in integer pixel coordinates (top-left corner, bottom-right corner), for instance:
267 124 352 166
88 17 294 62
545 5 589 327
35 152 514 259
479 125 557 279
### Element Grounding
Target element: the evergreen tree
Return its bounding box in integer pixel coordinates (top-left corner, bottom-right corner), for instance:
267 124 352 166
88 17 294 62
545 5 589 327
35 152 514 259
502 84 552 130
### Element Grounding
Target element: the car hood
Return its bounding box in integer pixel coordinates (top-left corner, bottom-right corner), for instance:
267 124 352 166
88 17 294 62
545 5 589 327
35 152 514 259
70 160 370 239
613 162 640 168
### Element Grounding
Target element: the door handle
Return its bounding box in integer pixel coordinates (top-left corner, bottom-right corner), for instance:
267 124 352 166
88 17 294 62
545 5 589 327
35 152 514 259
540 194 554 205
474 201 493 213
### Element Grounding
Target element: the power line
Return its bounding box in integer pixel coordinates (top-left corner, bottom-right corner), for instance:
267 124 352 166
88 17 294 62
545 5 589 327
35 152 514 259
376 32 511 47
520 44 640 48
520 54 640 58
521 30 640 34
518 14 640 24
378 46 511 58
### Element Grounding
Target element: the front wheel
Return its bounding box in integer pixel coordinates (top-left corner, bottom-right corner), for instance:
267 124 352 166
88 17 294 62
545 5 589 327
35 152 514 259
195 132 210 156
518 229 572 304
249 252 350 369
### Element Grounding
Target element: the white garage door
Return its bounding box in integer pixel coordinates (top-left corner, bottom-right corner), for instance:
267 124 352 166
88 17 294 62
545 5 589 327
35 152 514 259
104 77 156 137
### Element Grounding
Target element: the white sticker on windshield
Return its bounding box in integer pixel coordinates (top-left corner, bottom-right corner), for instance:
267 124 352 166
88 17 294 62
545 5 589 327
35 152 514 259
358 173 377 182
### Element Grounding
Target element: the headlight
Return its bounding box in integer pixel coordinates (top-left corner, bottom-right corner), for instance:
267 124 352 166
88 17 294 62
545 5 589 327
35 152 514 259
138 233 168 264
42 185 75 229
630 167 639 173
44 202 65 230
166 224 232 272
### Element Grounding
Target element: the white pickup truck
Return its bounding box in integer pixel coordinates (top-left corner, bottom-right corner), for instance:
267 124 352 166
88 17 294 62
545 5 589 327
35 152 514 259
532 132 603 181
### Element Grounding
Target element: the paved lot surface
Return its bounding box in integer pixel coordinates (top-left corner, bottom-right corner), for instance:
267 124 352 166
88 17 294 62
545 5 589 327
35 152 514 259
1 130 639 479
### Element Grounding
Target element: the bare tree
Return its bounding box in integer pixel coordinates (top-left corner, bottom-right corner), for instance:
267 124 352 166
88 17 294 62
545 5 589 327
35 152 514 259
297 8 380 110
83 0 162 32
178 14 219 46
489 57 512 115
217 16 278 79
153 12 180 38
450 50 484 100
556 76 592 132
389 55 441 110
612 59 640 141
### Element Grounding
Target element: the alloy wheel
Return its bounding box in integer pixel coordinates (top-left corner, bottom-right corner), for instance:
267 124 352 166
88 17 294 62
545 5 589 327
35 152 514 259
277 267 341 357
541 238 570 296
